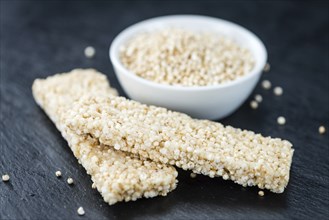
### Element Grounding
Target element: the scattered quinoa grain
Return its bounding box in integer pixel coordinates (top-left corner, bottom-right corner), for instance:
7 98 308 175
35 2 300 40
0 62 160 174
84 46 95 58
258 190 265 196
263 63 270 72
274 86 283 96
255 94 263 103
120 28 255 86
319 126 326 134
2 174 10 182
190 173 197 178
277 116 286 125
262 80 272 90
250 100 258 109
67 177 74 185
77 207 85 216
55 171 62 177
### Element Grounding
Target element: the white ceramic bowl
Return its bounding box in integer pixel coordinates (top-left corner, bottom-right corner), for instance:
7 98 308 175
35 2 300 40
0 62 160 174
110 15 267 120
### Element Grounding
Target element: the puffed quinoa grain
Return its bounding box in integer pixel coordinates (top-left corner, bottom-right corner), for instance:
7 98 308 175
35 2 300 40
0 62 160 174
66 93 294 193
77 207 85 216
255 94 263 103
250 100 258 109
262 80 271 90
2 174 10 182
120 28 255 86
190 173 197 178
274 86 283 96
263 63 270 72
32 69 178 205
55 171 62 177
84 46 95 58
319 126 326 134
258 190 264 196
277 116 286 125
67 177 74 185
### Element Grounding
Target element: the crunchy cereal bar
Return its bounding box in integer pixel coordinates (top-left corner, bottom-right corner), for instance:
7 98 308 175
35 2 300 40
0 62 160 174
32 69 178 205
66 94 294 193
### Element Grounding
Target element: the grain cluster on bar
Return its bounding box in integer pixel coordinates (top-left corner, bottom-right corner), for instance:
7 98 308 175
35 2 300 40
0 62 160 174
65 94 294 193
32 69 178 205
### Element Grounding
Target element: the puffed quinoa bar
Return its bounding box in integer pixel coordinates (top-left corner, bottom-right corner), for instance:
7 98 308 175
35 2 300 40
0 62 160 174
66 94 294 193
32 69 178 205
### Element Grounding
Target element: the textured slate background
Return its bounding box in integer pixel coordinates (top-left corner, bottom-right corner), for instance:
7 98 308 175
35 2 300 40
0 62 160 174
1 0 328 219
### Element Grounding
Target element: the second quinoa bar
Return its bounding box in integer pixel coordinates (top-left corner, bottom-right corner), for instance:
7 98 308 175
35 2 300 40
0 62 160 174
32 69 178 205
66 94 294 193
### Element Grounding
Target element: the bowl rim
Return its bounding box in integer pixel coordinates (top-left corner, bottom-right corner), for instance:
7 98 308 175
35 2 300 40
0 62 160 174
110 14 267 91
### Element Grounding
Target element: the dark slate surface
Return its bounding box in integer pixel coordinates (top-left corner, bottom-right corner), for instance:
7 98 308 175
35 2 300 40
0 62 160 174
0 1 328 219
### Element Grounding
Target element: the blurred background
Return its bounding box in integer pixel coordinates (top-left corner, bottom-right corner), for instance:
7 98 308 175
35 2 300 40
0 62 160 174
1 1 328 220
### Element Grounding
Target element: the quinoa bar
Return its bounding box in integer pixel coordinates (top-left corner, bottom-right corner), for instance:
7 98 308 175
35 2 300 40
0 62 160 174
66 94 294 193
32 69 178 205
